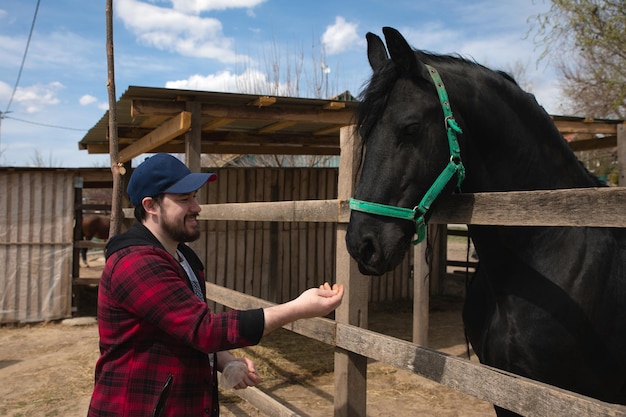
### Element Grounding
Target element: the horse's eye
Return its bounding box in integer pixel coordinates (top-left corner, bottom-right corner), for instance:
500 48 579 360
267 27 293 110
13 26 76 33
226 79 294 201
401 123 421 139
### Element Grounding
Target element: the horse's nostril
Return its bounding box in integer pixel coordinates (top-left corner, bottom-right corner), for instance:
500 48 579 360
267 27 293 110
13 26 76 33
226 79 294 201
359 236 379 266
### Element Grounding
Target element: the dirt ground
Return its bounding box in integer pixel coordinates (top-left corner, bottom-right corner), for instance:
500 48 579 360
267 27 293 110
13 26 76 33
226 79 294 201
0 241 494 417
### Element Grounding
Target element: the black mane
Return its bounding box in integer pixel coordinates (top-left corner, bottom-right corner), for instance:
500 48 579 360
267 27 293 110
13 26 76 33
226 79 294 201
356 50 491 143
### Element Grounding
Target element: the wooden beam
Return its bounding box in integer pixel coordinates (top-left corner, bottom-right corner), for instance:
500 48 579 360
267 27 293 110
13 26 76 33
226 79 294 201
553 119 619 135
313 124 344 135
116 186 626 227
430 187 626 227
323 101 345 110
145 143 340 156
138 115 170 128
118 111 192 162
248 96 276 107
202 118 235 131
618 124 626 186
209 131 338 145
568 135 617 151
198 144 340 156
131 99 355 125
197 200 341 222
257 120 297 134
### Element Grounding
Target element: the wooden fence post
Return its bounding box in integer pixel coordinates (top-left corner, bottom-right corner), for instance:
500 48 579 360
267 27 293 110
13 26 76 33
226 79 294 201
412 241 429 345
618 124 626 186
334 125 369 417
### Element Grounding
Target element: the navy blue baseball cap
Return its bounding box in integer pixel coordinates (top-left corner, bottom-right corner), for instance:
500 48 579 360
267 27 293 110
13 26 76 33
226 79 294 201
127 153 217 206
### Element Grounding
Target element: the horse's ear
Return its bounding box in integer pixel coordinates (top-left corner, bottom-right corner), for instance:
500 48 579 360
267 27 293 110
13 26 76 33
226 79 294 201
382 27 428 80
366 32 388 71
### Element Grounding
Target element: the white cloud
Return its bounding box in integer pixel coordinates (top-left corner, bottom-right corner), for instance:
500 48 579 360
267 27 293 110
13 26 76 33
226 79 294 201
321 17 363 55
166 69 263 92
79 94 97 106
165 68 294 96
115 0 246 63
9 82 64 114
169 0 265 14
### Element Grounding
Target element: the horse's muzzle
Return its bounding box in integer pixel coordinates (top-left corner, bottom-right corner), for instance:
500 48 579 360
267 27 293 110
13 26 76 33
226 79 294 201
345 212 412 276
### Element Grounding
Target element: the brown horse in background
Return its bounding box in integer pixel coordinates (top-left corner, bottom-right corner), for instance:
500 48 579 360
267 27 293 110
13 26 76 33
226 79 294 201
81 214 110 266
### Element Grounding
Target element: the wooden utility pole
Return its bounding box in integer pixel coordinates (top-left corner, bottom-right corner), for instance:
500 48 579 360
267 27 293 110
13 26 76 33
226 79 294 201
105 0 124 237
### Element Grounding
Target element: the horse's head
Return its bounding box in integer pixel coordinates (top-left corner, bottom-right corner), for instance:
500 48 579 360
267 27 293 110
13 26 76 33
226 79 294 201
345 27 465 275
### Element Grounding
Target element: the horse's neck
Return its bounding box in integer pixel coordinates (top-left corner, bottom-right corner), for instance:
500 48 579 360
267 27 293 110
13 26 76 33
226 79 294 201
469 225 620 295
458 82 596 192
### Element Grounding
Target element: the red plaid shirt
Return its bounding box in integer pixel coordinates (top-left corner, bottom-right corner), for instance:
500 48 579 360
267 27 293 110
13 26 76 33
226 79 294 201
88 223 264 417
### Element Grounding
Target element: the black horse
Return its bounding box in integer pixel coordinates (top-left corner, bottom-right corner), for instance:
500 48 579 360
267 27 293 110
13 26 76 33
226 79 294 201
345 27 626 416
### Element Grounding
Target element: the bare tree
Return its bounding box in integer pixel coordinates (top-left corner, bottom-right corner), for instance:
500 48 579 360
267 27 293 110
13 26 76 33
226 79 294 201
30 149 60 167
529 0 626 118
214 34 348 168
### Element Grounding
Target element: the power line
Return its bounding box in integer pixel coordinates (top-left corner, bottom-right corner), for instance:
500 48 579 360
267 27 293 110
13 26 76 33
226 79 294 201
3 115 88 132
3 0 41 115
1 0 43 153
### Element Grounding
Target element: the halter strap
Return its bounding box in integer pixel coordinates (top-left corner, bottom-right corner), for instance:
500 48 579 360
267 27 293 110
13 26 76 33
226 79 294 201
349 64 465 244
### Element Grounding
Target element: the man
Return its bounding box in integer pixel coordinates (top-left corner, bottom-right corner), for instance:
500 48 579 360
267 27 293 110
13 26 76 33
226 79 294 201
88 153 344 417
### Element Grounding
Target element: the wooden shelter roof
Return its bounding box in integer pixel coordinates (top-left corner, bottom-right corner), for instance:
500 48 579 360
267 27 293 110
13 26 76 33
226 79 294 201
78 86 624 162
79 86 359 163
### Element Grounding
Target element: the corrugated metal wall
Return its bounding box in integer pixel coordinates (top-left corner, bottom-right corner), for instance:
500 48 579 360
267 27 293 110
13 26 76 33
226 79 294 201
0 167 411 323
0 170 74 324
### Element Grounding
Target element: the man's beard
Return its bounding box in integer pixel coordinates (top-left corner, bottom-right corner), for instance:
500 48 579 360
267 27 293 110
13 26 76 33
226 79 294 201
160 208 200 243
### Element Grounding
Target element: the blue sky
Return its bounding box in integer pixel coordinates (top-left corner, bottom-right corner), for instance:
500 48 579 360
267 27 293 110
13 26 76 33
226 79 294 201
0 0 558 167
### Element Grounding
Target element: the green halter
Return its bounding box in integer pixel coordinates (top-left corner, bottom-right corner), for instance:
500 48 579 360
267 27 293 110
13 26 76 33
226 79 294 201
349 64 465 244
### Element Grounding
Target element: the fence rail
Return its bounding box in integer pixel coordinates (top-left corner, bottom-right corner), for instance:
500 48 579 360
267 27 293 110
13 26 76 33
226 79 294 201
207 282 626 417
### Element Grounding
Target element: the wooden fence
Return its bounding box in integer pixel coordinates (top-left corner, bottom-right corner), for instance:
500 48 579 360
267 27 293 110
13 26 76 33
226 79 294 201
197 188 626 417
207 279 626 417
191 167 412 307
187 124 626 416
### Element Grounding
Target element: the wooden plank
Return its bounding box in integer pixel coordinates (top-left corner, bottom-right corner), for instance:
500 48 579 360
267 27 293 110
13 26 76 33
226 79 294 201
230 386 303 417
118 111 192 163
131 99 355 125
214 170 229 312
243 169 255 295
235 169 246 293
248 96 276 107
226 170 237 291
93 142 341 157
205 131 339 145
206 282 626 417
123 186 626 227
413 241 429 345
290 170 300 299
568 135 617 151
202 118 235 131
618 124 626 186
257 120 297 133
335 125 368 417
337 325 626 417
324 171 337 283
306 169 317 288
196 200 341 222
298 169 309 293
316 170 328 284
260 170 277 300
430 187 626 227
185 102 202 173
204 172 218 312
252 169 264 300
277 169 289 303
553 119 619 135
